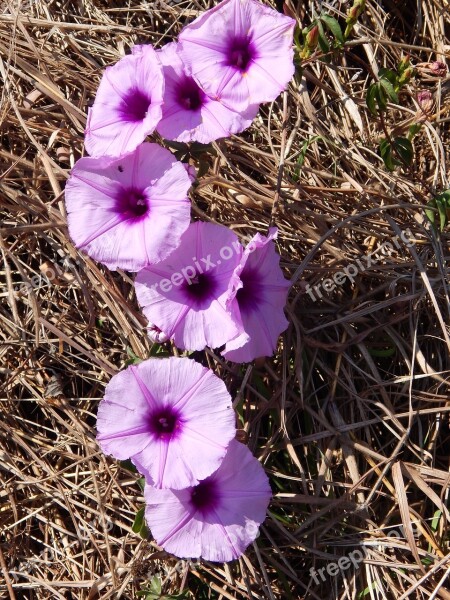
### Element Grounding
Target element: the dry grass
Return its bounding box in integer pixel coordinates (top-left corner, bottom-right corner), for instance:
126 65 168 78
1 0 450 598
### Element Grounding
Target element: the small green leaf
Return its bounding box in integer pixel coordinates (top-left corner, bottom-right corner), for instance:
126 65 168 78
293 26 302 50
357 582 378 598
379 77 399 103
132 506 146 534
119 459 138 473
378 67 398 86
366 83 379 115
436 197 448 231
293 135 323 179
149 344 171 357
317 21 330 53
379 138 397 171
376 83 388 111
320 14 344 45
431 510 442 532
125 347 143 365
408 123 422 139
425 199 436 225
425 190 450 231
393 136 413 166
132 506 149 539
148 576 162 596
436 189 450 204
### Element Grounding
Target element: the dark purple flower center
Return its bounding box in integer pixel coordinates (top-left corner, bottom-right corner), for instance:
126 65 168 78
176 77 206 111
236 268 262 313
226 36 256 72
182 272 218 308
118 88 151 122
148 407 181 440
116 187 149 219
190 478 220 514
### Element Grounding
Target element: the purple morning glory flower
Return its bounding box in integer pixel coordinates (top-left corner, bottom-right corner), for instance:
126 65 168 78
178 0 296 112
96 357 236 489
144 439 272 561
156 42 258 143
65 143 192 272
85 45 164 158
223 228 289 362
134 221 245 351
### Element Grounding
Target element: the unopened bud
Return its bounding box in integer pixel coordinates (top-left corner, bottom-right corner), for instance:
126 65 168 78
430 61 447 77
417 90 433 113
416 61 448 78
346 0 365 23
398 66 414 85
305 25 319 50
147 323 169 344
398 56 410 72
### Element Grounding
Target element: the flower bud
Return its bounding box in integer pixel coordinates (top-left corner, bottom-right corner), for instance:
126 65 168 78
305 25 319 50
417 90 433 113
398 66 414 86
416 61 448 78
147 323 169 344
430 61 447 77
346 0 365 23
398 55 410 73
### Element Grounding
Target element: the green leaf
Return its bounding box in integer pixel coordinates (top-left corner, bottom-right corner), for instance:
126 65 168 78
317 21 330 53
366 83 379 115
119 459 138 473
436 189 450 204
125 347 143 365
425 199 436 226
357 582 378 598
425 190 450 231
393 136 413 166
431 510 442 532
132 506 149 539
320 14 344 45
148 576 162 597
379 138 397 171
376 83 388 111
378 67 398 86
436 197 448 231
293 135 323 179
293 26 302 50
379 77 399 103
132 506 146 534
149 344 171 357
408 123 422 139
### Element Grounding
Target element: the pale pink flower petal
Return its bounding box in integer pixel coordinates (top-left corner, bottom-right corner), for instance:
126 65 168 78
145 440 272 562
157 42 258 143
178 0 295 111
65 143 192 272
223 228 289 362
85 45 164 157
96 357 236 489
135 222 245 351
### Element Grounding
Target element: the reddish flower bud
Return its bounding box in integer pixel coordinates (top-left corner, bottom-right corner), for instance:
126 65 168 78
417 90 433 113
430 61 447 77
306 25 319 49
398 66 415 85
416 61 448 78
